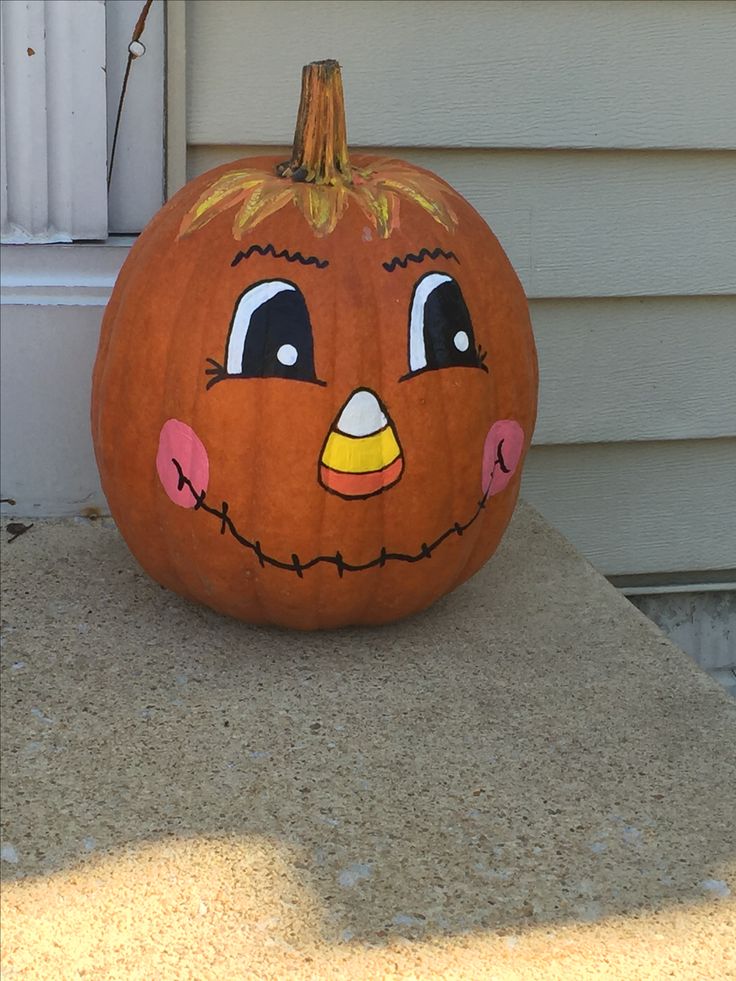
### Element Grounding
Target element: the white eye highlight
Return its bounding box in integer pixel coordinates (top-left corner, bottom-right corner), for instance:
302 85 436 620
408 272 453 372
226 280 295 375
453 330 470 352
277 343 298 366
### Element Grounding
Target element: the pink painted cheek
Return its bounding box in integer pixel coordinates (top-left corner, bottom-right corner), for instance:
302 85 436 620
481 419 525 496
156 419 209 508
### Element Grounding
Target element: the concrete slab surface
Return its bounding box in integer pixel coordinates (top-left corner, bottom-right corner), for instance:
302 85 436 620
1 503 735 980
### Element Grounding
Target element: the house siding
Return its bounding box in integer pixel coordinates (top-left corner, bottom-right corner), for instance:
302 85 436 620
182 0 736 578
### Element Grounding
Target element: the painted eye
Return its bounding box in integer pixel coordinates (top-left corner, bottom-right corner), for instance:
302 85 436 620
404 272 485 379
224 279 321 384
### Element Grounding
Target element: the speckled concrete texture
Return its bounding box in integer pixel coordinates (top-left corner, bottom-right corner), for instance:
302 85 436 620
2 503 735 980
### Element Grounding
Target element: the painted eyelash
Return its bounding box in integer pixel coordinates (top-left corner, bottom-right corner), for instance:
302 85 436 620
204 357 328 390
205 357 227 390
477 344 490 373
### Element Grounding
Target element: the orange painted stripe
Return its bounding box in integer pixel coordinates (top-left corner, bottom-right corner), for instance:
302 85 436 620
320 456 404 498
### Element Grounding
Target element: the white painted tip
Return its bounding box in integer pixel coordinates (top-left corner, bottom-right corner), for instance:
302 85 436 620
336 389 387 437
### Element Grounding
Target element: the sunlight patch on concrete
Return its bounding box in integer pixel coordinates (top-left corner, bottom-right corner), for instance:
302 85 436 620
2 837 734 980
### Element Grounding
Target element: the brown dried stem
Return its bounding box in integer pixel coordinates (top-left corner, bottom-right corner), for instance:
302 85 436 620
277 60 352 185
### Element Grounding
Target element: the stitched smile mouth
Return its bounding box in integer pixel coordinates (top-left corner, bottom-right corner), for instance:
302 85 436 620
170 451 507 578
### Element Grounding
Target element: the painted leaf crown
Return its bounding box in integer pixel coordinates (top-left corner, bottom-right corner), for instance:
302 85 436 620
179 60 459 241
179 159 459 240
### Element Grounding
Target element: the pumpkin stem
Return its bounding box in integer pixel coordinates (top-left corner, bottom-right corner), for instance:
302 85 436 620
277 60 353 186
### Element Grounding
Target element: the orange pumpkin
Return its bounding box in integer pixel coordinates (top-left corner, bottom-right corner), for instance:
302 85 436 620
92 61 538 629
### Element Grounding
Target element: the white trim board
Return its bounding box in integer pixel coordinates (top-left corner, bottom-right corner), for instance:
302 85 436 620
165 0 188 198
0 241 132 306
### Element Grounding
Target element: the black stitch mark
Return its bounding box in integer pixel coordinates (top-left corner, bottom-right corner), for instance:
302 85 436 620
170 457 502 578
232 244 329 270
382 247 459 273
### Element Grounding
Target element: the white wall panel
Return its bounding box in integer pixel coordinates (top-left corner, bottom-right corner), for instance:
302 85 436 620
631 592 736 676
188 145 736 299
187 0 736 150
0 305 106 515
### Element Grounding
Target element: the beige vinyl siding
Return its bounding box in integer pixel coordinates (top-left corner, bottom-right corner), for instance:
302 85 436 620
187 1 736 149
530 297 736 446
522 440 736 576
182 0 736 579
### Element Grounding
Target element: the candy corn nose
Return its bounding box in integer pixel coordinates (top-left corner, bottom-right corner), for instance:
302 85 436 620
319 389 404 499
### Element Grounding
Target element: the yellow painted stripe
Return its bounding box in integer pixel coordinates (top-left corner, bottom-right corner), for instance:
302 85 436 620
321 426 401 474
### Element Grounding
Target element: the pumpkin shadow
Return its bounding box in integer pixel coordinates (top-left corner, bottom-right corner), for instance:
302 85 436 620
2 507 734 946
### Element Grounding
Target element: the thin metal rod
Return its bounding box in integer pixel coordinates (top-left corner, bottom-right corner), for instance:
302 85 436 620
107 0 154 189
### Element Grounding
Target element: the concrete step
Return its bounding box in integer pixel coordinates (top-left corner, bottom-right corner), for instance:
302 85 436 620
2 503 734 979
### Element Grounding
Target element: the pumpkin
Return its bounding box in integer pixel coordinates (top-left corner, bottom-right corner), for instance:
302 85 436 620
91 60 538 630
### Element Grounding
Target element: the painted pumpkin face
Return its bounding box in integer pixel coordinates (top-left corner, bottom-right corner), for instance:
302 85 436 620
92 62 537 629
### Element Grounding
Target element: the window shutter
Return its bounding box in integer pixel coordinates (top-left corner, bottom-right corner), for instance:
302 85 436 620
0 0 108 243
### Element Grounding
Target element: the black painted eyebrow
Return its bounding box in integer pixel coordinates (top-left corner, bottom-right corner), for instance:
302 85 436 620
231 243 329 269
382 247 459 273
